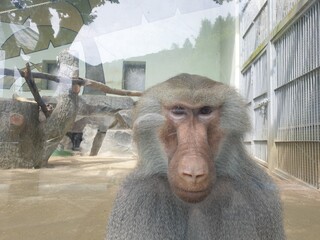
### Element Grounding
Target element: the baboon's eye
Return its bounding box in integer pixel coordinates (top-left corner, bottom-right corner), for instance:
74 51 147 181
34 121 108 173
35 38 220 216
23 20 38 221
199 106 213 115
171 106 186 115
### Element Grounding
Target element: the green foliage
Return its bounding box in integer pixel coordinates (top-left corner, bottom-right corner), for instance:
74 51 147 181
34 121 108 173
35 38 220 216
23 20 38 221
128 15 236 85
183 39 193 49
51 149 74 157
187 15 236 83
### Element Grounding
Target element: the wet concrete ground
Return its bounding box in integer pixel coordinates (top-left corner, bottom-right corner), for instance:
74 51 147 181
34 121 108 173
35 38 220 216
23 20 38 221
0 155 319 240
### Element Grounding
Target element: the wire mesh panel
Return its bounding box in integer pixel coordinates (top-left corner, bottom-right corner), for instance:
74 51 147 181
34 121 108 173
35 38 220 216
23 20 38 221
253 52 268 97
240 67 252 102
253 95 268 162
254 96 269 140
277 142 319 187
275 5 320 88
240 0 267 35
275 0 301 25
241 49 269 162
251 52 269 162
241 3 268 64
274 1 320 188
275 74 320 142
254 141 268 162
240 67 253 156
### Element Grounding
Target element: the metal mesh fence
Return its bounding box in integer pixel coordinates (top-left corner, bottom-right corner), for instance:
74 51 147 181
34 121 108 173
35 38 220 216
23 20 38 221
240 0 320 188
274 1 320 187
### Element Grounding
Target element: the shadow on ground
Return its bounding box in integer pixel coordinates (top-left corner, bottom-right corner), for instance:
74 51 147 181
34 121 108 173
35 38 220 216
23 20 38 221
0 155 319 240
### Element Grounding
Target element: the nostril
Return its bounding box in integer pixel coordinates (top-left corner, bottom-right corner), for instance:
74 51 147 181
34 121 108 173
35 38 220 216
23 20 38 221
182 171 207 184
182 171 194 179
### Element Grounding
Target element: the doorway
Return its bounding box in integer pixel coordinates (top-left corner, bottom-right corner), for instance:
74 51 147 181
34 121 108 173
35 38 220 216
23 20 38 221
122 61 146 91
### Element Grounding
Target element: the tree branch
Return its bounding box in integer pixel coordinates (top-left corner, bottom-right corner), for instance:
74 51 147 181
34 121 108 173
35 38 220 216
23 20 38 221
23 63 51 118
78 76 142 97
0 67 142 97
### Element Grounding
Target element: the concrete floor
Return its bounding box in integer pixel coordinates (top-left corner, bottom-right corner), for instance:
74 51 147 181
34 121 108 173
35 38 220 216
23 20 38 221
0 155 319 240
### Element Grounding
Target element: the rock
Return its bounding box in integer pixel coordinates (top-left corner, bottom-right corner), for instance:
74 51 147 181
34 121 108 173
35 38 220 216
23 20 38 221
80 124 99 155
98 130 134 156
115 109 133 128
78 95 134 115
66 95 135 155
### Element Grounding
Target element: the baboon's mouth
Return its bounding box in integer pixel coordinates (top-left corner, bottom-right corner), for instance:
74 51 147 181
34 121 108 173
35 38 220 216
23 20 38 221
174 187 210 203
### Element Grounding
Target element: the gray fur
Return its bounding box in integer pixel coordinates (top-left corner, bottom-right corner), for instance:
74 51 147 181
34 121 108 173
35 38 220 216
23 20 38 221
106 74 285 240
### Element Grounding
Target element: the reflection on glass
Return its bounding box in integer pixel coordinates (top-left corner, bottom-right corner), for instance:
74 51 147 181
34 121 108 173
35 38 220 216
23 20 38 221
0 0 237 97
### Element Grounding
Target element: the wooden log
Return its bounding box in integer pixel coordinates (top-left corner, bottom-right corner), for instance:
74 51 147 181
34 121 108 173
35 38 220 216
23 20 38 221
0 67 142 97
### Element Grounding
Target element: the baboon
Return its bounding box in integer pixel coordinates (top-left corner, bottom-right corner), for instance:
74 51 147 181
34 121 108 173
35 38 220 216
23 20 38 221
66 132 83 151
106 74 285 240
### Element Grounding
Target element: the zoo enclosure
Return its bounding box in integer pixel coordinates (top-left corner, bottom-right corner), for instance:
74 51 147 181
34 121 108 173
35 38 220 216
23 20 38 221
240 0 320 188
